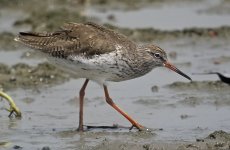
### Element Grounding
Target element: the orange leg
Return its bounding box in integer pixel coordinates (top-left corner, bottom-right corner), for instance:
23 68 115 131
103 85 143 130
77 79 89 131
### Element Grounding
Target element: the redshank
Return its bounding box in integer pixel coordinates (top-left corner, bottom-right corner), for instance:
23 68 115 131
15 22 191 131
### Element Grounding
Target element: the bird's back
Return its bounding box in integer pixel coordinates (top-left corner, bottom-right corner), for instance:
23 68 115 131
15 22 136 58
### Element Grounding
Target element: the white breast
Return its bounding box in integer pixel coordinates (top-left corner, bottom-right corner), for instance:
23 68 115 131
46 48 131 84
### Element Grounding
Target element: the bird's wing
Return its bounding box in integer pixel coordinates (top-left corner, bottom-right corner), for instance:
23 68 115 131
15 22 137 59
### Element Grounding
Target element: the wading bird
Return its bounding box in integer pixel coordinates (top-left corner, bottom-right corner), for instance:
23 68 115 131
15 22 191 131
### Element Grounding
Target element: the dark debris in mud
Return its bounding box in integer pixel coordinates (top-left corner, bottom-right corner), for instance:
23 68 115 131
13 145 23 149
0 62 70 91
41 146 51 150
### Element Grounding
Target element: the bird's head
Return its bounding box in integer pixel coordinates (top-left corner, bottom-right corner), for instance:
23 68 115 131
145 44 192 81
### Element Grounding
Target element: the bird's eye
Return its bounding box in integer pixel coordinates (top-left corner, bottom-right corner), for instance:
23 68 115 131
154 53 160 58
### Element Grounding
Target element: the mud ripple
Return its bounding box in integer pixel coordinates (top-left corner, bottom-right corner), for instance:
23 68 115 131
167 81 230 91
0 62 70 91
206 130 230 141
0 32 17 50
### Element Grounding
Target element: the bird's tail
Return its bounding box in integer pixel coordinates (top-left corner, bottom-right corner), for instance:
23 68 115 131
15 32 58 50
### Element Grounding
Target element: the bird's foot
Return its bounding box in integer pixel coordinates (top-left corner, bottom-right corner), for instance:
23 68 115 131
129 124 151 132
77 125 84 132
129 123 143 130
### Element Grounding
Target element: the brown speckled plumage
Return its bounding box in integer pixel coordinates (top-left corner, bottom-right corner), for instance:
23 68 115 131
15 22 191 131
16 22 136 59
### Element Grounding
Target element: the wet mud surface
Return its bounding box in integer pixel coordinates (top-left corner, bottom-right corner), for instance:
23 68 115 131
0 62 70 91
1 0 230 150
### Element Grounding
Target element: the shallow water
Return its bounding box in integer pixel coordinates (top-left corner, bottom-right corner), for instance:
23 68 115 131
88 0 230 30
0 50 44 66
0 9 29 33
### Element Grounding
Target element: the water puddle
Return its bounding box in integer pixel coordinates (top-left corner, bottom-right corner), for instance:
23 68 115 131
0 9 29 33
0 50 44 66
88 0 230 30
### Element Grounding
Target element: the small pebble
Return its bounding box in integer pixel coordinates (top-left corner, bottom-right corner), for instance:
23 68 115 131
208 30 218 37
42 146 51 150
180 114 189 119
25 52 31 57
50 75 55 79
151 85 158 92
186 144 199 149
107 14 116 21
213 60 221 65
39 78 43 82
9 76 17 82
214 142 225 147
169 51 177 59
196 138 204 142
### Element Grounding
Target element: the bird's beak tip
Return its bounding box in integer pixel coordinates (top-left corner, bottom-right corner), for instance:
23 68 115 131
164 61 192 81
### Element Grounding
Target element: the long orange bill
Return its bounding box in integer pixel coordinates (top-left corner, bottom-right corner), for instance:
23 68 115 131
164 61 192 81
